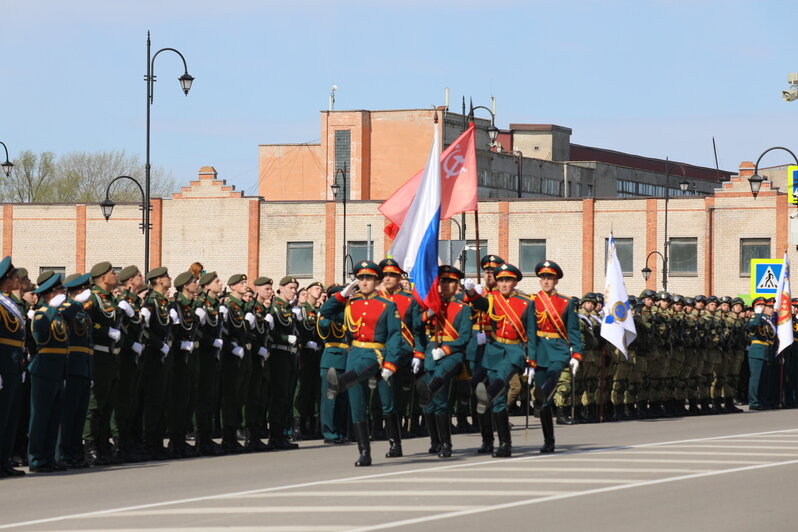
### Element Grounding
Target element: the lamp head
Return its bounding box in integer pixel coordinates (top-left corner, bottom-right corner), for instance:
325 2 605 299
641 266 652 281
1 160 12 177
179 73 194 95
748 173 765 199
99 197 116 221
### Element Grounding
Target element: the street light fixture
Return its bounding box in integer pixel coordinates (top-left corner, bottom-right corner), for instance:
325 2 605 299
748 146 798 200
662 158 687 292
331 163 352 283
99 176 147 238
642 250 667 289
0 142 13 177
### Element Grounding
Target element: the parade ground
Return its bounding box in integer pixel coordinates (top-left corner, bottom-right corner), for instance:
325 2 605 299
2 408 795 532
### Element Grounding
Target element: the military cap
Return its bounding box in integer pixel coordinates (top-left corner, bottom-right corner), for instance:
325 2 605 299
683 296 696 307
34 271 63 295
706 296 719 304
16 267 28 280
63 272 91 289
198 271 217 286
379 258 404 276
174 271 196 290
596 293 604 304
581 292 598 303
306 280 324 290
118 265 140 283
0 256 16 279
438 265 464 281
326 283 343 296
90 261 113 278
496 263 523 281
694 295 707 303
752 296 767 307
671 294 684 304
481 255 505 271
656 291 671 301
228 273 247 286
766 297 776 306
353 261 381 278
639 289 656 299
792 297 798 306
145 266 169 282
253 276 273 286
279 275 299 286
535 260 562 279
719 296 732 304
732 297 745 306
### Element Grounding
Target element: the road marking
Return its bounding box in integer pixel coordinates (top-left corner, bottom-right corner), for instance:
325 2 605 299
89 506 478 517
609 450 798 456
468 467 711 474
536 458 769 465
347 477 647 484
344 458 798 532
662 444 798 450
235 490 569 498
43 528 350 532
2 427 796 530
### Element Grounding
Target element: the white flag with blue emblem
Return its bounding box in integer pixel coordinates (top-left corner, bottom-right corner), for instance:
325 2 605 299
600 234 636 357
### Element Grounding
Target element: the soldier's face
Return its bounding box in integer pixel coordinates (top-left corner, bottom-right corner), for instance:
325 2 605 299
129 272 144 293
382 274 400 291
357 276 378 295
706 302 718 312
497 277 518 297
720 303 730 312
658 300 669 309
673 303 683 311
764 305 774 316
184 278 199 296
280 282 298 301
793 305 798 316
643 297 653 308
538 275 557 293
483 270 496 287
308 285 323 300
207 277 222 296
256 284 273 301
695 302 705 309
582 301 595 312
231 280 247 297
400 279 411 291
733 303 743 314
439 279 458 299
101 270 118 289
298 289 307 304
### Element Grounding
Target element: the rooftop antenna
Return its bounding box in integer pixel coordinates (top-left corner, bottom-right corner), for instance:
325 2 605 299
491 95 496 115
329 84 337 111
444 87 450 109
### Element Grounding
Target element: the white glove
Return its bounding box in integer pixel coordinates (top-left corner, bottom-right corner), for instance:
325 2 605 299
411 357 422 374
169 308 180 324
341 279 359 298
381 368 394 381
140 307 151 326
27 309 35 320
232 345 244 358
463 278 476 292
117 300 134 317
108 327 121 342
288 334 297 345
292 307 303 321
265 314 275 329
426 308 436 318
0 374 3 390
432 347 445 361
132 342 143 355
245 312 256 327
569 358 580 375
219 305 229 317
75 289 92 303
180 340 194 352
257 346 270 360
473 284 484 296
213 338 223 349
476 332 487 345
160 342 170 355
49 294 66 308
523 366 535 385
194 307 207 325
307 340 319 351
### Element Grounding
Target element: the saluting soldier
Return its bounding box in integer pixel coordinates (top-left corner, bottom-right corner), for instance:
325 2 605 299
0 257 26 477
268 276 301 450
322 261 402 467
747 297 775 410
294 281 324 440
317 284 349 444
413 265 472 458
10 268 34 469
57 273 94 468
139 267 174 460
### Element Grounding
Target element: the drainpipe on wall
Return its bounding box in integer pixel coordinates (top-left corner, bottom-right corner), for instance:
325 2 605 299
563 162 569 198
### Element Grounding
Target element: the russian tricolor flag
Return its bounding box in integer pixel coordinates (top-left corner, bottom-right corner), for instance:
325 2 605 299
389 124 442 312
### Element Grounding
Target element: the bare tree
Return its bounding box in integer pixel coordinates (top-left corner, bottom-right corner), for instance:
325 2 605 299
1 150 57 203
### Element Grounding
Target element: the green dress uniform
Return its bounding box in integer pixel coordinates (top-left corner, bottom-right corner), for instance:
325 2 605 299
294 292 323 439
57 274 94 468
115 276 145 461
219 281 250 453
747 298 775 410
267 281 301 450
317 286 348 443
244 294 271 451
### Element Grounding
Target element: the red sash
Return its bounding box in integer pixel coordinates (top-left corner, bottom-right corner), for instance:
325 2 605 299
492 292 528 343
537 291 569 342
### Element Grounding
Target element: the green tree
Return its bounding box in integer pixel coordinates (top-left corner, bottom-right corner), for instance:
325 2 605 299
1 150 57 203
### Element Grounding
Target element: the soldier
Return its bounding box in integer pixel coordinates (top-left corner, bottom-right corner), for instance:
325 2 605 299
413 265 471 458
569 294 600 424
668 295 687 415
166 272 200 458
747 297 775 410
243 277 272 452
704 296 725 413
0 257 26 477
294 281 323 440
681 297 702 415
250 277 275 444
82 262 122 465
139 267 174 459
193 271 225 456
317 284 348 444
631 290 656 418
322 261 402 467
648 291 672 417
114 265 145 462
10 268 34 469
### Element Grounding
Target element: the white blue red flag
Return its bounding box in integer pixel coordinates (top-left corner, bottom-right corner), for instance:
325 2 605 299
775 251 793 357
388 125 442 312
600 234 636 357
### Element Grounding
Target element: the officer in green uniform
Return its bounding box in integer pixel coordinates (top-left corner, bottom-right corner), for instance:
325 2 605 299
747 296 775 410
114 265 145 461
786 299 798 408
649 291 671 417
0 257 26 477
243 276 272 452
680 297 701 415
10 267 33 469
267 276 301 450
219 274 251 453
139 267 173 459
166 271 200 458
251 276 275 443
729 298 748 410
294 281 324 440
193 271 225 455
317 284 348 444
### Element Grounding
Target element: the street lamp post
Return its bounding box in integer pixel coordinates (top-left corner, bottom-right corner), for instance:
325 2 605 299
99 175 147 237
330 163 351 283
144 32 194 273
662 158 690 292
747 146 798 199
641 250 667 290
0 142 14 177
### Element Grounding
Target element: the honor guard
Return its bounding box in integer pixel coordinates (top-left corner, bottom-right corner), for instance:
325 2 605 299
413 265 472 458
317 284 349 444
0 257 26 477
747 297 775 410
243 276 273 452
322 260 402 467
294 280 324 440
219 274 251 453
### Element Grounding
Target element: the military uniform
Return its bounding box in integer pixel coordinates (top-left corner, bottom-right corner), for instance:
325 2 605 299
244 279 272 452
294 281 323 440
747 297 775 410
317 285 349 444
219 274 251 453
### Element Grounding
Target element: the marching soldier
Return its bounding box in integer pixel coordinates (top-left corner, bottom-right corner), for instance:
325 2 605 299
11 268 34 468
0 257 26 477
322 261 402 467
317 284 349 444
413 265 471 458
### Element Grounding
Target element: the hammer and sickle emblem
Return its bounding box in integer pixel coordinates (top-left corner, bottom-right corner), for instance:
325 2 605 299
442 144 466 180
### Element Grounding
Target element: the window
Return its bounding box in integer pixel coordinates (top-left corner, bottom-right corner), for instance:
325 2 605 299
669 237 697 275
347 241 373 269
740 238 770 276
542 178 561 196
286 242 313 278
464 239 488 276
605 238 633 275
39 266 65 276
519 239 546 274
334 130 351 200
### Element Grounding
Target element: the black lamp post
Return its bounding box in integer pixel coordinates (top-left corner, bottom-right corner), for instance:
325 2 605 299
662 158 688 292
143 32 194 273
748 146 798 199
642 250 667 290
0 142 13 177
99 175 147 263
331 162 352 283
466 102 499 278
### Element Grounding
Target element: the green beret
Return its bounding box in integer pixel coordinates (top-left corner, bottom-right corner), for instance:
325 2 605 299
90 261 113 278
253 276 273 286
174 271 196 290
306 281 323 290
279 275 298 286
64 272 91 289
199 271 218 286
118 265 140 283
228 273 247 286
16 267 28 280
145 266 169 282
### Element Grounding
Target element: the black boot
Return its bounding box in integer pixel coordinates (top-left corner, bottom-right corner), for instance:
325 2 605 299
725 397 742 413
455 411 472 434
436 414 453 458
269 424 299 450
146 434 169 461
686 398 700 415
222 427 246 454
197 431 224 456
383 413 403 458
539 406 555 454
353 421 372 467
713 397 725 414
246 428 272 452
492 410 512 458
556 405 575 425
167 435 187 459
576 404 590 424
425 413 441 454
476 412 494 454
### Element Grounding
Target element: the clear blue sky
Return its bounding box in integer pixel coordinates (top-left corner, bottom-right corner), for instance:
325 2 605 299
4 0 797 197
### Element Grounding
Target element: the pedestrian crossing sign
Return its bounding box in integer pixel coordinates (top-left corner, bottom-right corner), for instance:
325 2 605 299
789 166 798 205
750 258 783 297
